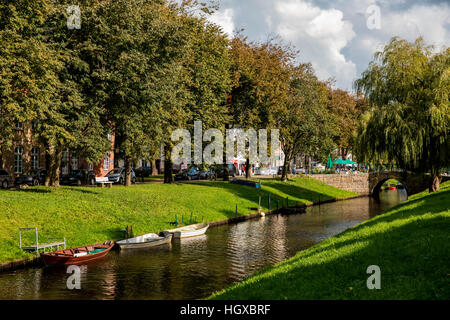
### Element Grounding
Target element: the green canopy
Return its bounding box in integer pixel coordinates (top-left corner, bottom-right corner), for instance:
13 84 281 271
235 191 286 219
344 159 358 165
326 156 333 169
333 158 346 165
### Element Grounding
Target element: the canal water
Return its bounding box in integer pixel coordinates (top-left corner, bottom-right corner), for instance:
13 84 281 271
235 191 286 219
0 190 407 300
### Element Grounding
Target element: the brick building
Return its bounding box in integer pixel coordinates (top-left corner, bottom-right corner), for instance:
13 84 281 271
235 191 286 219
0 122 115 183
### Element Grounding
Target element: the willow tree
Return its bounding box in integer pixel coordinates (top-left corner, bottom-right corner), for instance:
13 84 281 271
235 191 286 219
355 37 450 192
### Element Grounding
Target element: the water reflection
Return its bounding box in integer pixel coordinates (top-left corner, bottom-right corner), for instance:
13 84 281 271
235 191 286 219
0 190 407 300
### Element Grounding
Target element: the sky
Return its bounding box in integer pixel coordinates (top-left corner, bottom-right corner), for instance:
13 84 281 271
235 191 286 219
205 0 450 91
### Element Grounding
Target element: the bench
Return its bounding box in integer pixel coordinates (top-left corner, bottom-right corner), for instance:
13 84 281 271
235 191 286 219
95 177 113 188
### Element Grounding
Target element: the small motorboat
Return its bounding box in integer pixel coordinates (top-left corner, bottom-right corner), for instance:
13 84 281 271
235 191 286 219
164 223 209 239
40 241 114 266
116 232 172 250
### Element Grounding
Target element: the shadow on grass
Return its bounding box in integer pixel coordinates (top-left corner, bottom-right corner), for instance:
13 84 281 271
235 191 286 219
179 179 343 219
11 188 52 194
63 187 100 195
211 186 450 300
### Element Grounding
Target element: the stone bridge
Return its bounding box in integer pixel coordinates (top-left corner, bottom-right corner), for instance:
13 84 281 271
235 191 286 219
308 172 450 198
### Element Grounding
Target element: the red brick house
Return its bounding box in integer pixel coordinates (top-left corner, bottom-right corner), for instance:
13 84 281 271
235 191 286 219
0 122 114 183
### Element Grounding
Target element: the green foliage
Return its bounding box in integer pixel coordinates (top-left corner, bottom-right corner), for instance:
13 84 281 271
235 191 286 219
355 37 450 190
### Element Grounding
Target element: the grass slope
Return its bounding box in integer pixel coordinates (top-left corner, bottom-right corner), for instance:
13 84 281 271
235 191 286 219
0 176 356 263
209 181 450 300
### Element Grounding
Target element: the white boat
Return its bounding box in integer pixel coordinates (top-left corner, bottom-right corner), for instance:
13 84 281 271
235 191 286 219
164 223 209 239
116 232 172 250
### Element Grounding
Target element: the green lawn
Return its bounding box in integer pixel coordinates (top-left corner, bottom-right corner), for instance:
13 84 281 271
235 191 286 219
209 181 450 300
0 176 356 263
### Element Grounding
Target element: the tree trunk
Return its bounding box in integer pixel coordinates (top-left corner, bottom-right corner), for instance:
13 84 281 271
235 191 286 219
222 151 229 181
429 172 441 193
245 158 251 179
46 146 61 187
164 144 173 184
151 159 158 176
281 155 289 182
124 156 132 186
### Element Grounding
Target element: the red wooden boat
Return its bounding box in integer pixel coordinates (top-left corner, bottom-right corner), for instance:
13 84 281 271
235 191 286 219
388 186 397 191
40 241 114 266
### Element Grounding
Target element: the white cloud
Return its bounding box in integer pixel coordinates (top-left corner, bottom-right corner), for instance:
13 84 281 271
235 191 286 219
275 0 357 89
381 4 450 50
208 8 235 37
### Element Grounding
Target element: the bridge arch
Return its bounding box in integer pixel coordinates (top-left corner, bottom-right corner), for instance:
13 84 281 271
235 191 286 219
369 172 408 200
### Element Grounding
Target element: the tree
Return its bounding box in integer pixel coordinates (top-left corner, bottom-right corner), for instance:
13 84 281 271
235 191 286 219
277 64 336 181
0 0 110 186
327 89 359 159
355 37 450 192
228 35 294 179
70 0 191 186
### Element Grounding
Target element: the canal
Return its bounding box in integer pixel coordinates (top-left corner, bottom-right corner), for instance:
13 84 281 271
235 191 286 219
0 190 407 300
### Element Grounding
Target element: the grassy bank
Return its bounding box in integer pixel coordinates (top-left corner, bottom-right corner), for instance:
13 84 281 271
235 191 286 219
0 177 356 264
209 181 450 300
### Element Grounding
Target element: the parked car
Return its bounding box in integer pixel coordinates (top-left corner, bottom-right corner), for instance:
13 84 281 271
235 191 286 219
0 169 11 189
134 166 152 178
106 168 136 184
174 167 201 181
174 169 187 181
255 167 278 175
14 168 47 187
60 169 96 186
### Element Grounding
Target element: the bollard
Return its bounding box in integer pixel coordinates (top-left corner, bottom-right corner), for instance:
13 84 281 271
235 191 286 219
258 196 261 213
268 194 271 212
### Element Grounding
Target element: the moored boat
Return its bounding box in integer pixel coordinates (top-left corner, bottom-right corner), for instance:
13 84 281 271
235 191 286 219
116 232 172 250
40 241 114 266
164 223 209 239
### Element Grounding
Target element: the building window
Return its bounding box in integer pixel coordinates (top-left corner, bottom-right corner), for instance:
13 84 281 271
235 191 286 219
71 152 78 170
15 122 23 130
61 150 69 175
103 153 110 171
14 146 23 174
31 147 40 170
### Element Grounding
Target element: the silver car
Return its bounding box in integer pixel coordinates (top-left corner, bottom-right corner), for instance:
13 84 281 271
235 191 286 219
0 169 11 189
106 168 136 184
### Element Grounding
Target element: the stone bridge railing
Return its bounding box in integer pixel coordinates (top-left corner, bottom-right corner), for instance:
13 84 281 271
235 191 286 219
308 171 445 197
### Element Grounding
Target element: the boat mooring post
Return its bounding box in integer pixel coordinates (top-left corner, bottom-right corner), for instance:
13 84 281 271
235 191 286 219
268 194 271 212
258 196 261 213
235 204 238 216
